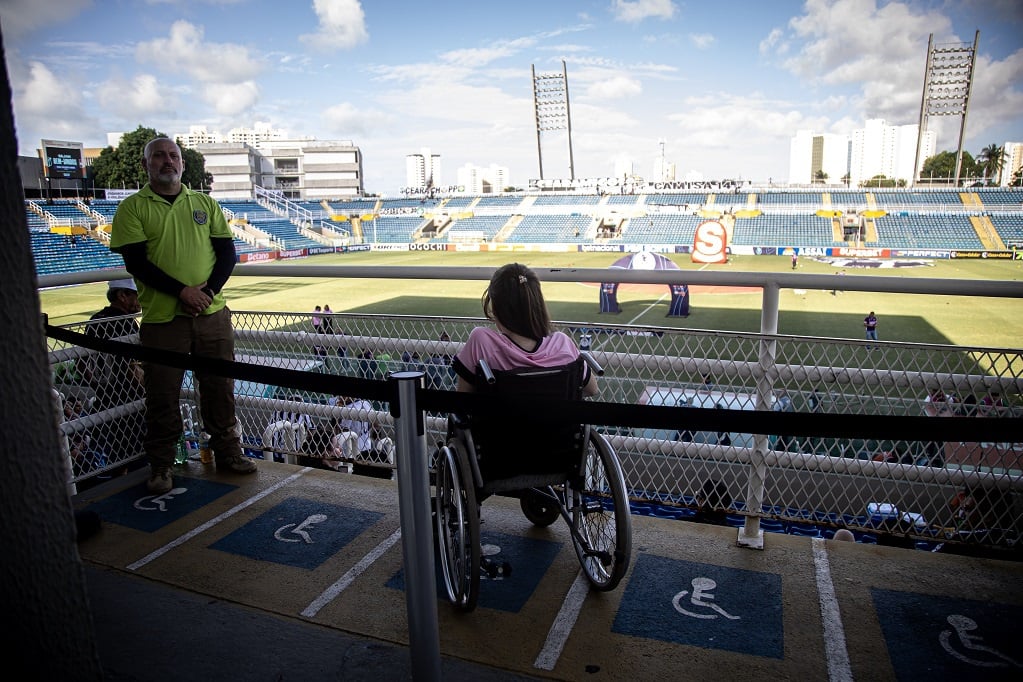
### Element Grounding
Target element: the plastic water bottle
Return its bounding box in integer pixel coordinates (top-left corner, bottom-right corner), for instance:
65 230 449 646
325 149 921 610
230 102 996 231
199 432 213 464
174 433 189 465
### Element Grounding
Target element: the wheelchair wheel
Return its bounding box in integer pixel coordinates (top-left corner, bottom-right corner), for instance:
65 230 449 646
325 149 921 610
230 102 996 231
519 489 561 527
434 439 480 611
570 431 631 591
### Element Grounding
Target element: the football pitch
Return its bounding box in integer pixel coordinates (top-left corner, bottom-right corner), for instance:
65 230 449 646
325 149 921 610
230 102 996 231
39 251 1023 350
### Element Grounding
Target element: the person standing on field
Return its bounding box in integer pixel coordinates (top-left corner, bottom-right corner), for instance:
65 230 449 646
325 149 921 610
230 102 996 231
110 136 256 494
864 311 878 343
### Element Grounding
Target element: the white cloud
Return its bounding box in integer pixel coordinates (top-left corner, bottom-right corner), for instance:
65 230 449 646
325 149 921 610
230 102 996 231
202 81 260 115
136 21 262 83
300 0 369 52
96 73 166 119
612 0 677 23
321 101 390 136
11 59 97 142
689 33 715 50
586 75 642 99
963 48 1023 138
16 61 72 115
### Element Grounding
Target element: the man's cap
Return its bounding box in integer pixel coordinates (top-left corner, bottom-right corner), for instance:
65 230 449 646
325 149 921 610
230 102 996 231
108 278 137 292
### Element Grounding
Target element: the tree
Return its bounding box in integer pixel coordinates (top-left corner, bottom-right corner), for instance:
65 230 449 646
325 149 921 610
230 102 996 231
813 169 828 184
860 174 898 188
90 124 212 190
977 144 1005 185
920 150 978 184
841 172 851 187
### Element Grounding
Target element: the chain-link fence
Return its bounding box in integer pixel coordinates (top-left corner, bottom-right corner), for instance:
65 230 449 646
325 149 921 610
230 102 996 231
48 305 1022 552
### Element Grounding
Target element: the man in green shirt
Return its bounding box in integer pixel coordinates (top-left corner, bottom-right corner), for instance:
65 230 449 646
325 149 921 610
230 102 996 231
110 137 256 494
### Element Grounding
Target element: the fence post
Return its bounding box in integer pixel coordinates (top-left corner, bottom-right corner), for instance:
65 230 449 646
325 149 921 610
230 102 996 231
390 371 441 681
739 282 781 549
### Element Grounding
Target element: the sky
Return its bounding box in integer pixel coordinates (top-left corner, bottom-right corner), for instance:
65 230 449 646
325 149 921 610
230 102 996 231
2 0 1021 195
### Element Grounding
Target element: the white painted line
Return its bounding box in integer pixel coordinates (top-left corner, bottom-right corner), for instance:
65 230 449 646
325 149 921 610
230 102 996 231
812 537 854 682
534 570 589 671
301 528 402 618
126 467 312 572
626 293 667 326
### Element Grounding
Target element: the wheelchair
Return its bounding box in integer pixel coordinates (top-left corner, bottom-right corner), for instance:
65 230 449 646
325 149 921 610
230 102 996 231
433 355 632 612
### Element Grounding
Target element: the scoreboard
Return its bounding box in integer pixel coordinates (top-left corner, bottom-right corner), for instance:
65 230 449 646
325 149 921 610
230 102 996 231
41 139 84 180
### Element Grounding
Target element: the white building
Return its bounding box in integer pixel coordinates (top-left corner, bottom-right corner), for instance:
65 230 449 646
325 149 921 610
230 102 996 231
196 138 363 200
1001 141 1023 186
406 148 441 189
849 119 934 187
456 163 509 194
175 126 222 148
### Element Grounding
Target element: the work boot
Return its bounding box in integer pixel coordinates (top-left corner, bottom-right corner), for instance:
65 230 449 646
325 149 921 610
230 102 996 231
216 454 257 474
147 466 173 494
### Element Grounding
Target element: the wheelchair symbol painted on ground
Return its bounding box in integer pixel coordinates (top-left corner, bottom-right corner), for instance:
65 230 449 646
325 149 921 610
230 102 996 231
274 513 328 544
939 614 1022 669
672 576 740 620
133 488 189 512
210 497 384 570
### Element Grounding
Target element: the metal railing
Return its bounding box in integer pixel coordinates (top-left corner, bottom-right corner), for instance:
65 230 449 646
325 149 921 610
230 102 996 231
43 266 1023 554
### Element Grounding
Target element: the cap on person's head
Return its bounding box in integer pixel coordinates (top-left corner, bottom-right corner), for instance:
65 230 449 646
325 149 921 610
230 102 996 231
108 278 137 292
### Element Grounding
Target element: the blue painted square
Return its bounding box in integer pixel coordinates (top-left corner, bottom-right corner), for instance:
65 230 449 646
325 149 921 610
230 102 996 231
872 588 1022 681
210 497 383 570
84 476 238 532
612 553 783 659
388 530 562 613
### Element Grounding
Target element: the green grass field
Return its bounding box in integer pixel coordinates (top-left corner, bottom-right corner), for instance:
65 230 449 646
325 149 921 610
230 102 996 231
39 252 1023 349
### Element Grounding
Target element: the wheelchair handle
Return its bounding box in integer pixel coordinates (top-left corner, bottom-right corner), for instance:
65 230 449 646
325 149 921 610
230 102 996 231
478 358 496 384
581 351 604 376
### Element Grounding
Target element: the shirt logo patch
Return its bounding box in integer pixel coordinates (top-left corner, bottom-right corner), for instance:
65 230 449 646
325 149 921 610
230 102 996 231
193 210 208 225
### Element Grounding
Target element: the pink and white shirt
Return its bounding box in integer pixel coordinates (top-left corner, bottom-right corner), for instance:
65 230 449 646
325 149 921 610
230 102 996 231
452 327 588 387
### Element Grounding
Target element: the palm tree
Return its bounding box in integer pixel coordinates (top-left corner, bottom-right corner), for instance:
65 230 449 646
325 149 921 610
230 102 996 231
977 144 1005 185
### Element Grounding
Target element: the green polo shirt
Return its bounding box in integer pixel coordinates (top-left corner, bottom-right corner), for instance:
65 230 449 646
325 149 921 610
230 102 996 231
110 185 231 323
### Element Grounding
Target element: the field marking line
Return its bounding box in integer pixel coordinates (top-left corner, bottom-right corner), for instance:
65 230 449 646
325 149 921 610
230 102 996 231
127 467 313 572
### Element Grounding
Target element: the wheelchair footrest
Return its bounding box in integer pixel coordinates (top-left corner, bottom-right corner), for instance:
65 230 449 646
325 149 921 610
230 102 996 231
481 557 512 579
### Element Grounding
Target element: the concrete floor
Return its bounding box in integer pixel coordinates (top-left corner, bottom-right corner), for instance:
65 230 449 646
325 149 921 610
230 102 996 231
75 459 1023 681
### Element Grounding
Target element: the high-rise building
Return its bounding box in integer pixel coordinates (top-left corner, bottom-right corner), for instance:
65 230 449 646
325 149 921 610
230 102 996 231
793 120 935 187
405 148 441 189
456 163 509 194
1001 142 1023 187
849 119 934 187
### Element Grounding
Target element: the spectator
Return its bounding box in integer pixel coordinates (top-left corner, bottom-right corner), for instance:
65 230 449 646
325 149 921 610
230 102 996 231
694 479 731 526
675 395 694 443
714 402 731 446
979 391 1004 417
110 136 256 494
81 279 144 409
333 395 392 479
312 305 322 334
452 263 597 397
832 529 855 542
80 278 146 464
322 304 334 334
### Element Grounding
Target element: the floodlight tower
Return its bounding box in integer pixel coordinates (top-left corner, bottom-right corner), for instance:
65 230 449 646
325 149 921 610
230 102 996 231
532 60 575 180
913 31 979 186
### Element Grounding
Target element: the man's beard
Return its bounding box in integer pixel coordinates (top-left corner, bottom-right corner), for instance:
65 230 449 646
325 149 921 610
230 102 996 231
154 169 180 184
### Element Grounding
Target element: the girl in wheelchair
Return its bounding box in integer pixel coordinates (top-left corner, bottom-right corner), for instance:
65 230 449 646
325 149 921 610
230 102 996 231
450 262 598 397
